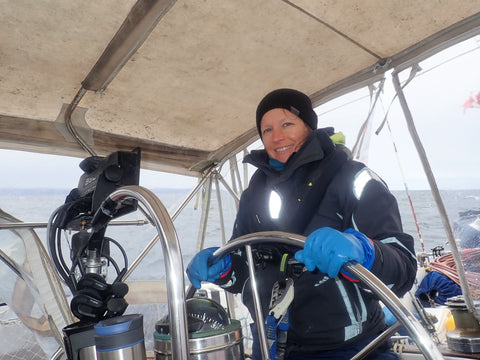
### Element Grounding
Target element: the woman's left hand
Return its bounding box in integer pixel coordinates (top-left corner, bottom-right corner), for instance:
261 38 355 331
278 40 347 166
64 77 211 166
294 227 374 278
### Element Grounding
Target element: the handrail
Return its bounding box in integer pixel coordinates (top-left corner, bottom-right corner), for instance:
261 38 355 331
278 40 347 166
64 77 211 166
0 219 149 230
106 185 190 359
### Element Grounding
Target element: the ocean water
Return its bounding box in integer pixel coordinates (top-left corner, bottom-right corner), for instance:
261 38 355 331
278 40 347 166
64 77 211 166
0 187 480 282
393 189 480 252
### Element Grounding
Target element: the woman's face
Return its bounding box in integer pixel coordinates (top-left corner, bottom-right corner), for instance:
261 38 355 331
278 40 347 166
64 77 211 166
260 108 312 163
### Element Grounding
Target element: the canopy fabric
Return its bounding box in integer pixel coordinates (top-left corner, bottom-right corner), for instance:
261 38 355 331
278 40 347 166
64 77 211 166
1 1 480 176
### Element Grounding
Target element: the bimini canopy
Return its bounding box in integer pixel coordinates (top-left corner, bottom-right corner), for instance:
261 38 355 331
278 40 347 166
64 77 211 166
1 1 480 176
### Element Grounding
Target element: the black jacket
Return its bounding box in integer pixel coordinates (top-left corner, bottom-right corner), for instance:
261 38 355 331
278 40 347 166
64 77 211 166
217 129 417 353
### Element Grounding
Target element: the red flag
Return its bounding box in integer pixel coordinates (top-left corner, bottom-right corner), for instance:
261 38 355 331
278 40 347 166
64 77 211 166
463 91 480 113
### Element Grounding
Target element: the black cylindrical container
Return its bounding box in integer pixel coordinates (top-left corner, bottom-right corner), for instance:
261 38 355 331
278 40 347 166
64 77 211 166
94 314 146 360
63 321 97 360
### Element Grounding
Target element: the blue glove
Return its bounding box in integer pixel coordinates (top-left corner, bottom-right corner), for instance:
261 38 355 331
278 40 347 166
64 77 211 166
382 306 419 336
295 227 374 279
186 247 232 289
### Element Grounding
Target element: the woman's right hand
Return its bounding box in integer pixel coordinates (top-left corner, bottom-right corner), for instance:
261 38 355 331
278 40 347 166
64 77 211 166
186 247 231 289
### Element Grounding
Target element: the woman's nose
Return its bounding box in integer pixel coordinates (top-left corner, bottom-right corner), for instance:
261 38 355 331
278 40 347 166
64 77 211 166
271 127 284 141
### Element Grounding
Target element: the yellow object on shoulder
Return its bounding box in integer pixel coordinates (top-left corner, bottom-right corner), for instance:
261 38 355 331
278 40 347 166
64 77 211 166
330 131 346 145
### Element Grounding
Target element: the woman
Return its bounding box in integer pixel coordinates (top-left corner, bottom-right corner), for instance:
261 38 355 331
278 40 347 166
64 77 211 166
187 88 417 359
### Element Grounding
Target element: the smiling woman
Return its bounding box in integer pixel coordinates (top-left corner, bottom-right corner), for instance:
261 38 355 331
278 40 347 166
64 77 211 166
259 108 312 163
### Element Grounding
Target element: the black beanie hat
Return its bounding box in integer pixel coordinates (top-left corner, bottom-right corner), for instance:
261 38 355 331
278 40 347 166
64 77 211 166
256 88 318 137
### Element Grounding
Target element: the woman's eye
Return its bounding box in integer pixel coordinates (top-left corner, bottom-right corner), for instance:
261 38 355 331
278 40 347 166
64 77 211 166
262 128 271 135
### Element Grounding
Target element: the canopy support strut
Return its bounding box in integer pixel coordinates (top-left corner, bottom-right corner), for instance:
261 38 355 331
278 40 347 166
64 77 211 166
392 69 480 322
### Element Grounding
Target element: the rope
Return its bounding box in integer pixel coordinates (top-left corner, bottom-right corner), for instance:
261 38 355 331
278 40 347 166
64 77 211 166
429 249 480 298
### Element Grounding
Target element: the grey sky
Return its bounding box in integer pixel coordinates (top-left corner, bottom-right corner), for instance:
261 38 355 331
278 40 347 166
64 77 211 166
0 149 197 190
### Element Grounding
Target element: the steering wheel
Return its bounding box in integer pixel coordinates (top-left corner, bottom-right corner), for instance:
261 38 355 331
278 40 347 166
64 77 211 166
209 231 444 360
